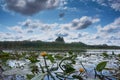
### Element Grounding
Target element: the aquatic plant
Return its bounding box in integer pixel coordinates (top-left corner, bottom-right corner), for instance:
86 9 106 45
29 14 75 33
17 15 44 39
0 51 119 80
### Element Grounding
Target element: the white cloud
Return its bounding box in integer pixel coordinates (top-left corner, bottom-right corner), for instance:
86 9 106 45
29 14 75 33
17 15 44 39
92 0 120 11
1 16 100 42
62 16 100 30
7 26 23 33
19 16 99 34
2 19 60 41
94 17 120 45
20 19 59 32
0 32 23 41
21 19 42 29
111 3 120 11
1 17 120 46
58 0 68 9
98 17 120 33
62 17 120 45
4 0 60 15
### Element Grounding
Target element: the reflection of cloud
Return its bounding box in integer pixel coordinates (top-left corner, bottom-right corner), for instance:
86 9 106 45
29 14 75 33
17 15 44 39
4 0 60 15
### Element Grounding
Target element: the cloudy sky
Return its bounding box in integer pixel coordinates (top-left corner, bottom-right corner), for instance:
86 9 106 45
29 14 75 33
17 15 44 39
0 0 120 46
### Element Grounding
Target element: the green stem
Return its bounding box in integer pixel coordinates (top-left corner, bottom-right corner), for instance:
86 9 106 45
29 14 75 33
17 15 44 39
80 61 87 72
59 56 73 72
39 63 45 73
59 59 65 72
43 57 55 80
79 72 82 76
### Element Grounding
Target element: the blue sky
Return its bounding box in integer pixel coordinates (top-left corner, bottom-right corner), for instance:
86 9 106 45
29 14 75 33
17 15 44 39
0 0 120 46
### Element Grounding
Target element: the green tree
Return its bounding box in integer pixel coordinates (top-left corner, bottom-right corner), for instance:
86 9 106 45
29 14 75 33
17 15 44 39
55 36 65 43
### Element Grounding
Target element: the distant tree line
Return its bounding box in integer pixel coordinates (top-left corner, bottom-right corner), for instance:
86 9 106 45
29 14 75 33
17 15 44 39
0 37 120 51
0 40 86 51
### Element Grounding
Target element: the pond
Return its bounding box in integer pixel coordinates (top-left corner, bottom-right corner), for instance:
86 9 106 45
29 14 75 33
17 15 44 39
3 49 120 54
86 49 120 54
0 49 120 80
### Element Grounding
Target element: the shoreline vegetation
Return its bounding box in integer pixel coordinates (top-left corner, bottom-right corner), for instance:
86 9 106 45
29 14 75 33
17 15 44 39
0 40 120 52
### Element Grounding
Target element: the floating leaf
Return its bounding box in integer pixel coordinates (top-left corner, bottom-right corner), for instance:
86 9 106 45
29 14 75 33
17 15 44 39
96 61 107 72
71 60 76 64
31 72 47 80
26 74 34 79
104 68 115 70
54 54 63 60
68 51 73 55
62 64 75 73
118 54 120 57
102 52 109 58
27 57 39 63
72 75 83 80
55 72 65 78
30 65 39 74
47 54 54 63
